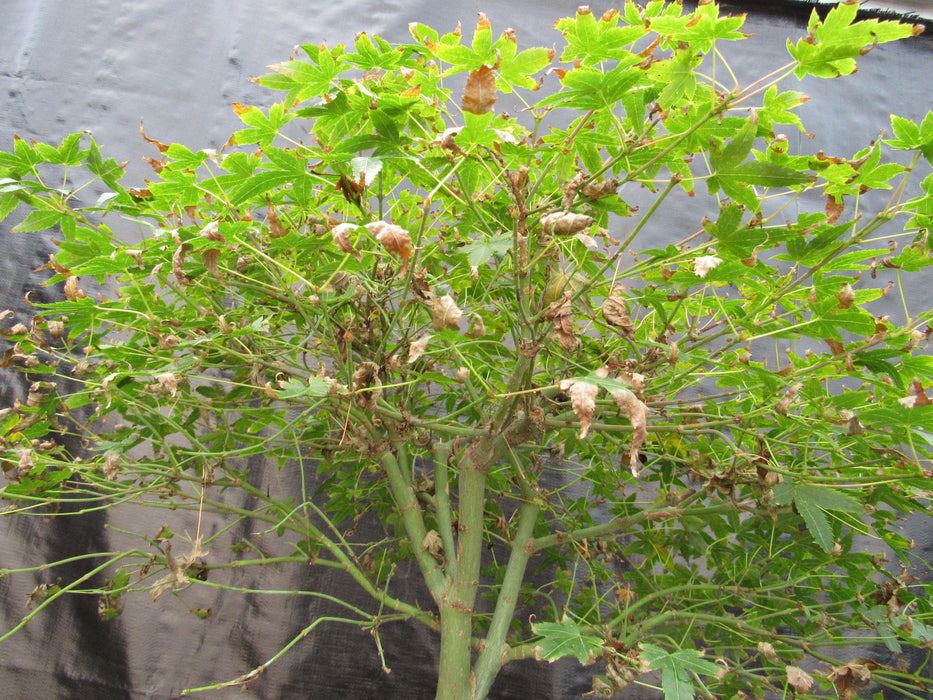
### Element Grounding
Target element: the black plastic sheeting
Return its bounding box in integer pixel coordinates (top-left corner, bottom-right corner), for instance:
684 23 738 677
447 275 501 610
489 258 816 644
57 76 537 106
1 2 931 698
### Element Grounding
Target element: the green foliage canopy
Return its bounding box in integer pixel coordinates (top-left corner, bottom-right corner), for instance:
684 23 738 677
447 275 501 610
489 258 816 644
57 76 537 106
2 2 933 698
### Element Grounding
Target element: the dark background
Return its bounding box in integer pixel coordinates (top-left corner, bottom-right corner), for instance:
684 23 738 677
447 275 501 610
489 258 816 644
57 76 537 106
1 2 931 698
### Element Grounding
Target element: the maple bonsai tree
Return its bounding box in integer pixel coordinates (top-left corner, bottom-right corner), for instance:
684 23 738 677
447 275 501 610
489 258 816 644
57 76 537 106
3 2 933 698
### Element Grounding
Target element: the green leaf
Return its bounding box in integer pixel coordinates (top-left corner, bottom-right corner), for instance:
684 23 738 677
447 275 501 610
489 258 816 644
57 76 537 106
772 480 862 553
532 616 603 664
460 232 512 266
641 644 722 700
228 170 297 206
278 377 331 399
11 209 64 233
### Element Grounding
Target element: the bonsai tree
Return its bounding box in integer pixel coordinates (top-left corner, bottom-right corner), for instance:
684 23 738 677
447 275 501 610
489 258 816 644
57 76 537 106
3 2 933 697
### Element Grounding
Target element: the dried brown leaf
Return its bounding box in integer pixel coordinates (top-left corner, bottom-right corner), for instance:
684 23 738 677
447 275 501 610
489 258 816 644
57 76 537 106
139 119 169 153
64 276 86 302
560 379 599 439
546 295 576 351
367 221 412 275
172 243 193 286
156 373 179 397
408 335 431 364
786 666 814 693
352 361 383 410
611 388 648 477
757 642 780 663
266 198 287 238
467 313 486 339
836 282 856 309
826 195 845 224
332 223 363 261
602 288 635 339
432 295 463 331
201 248 223 282
827 661 876 699
693 255 723 278
540 211 594 236
581 178 619 199
103 451 121 481
199 220 225 243
775 382 804 416
462 64 497 115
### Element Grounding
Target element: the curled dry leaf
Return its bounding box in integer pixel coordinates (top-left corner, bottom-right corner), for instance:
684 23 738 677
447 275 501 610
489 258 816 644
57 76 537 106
581 178 619 199
775 382 804 416
461 64 497 116
467 313 486 338
172 243 193 287
47 320 64 340
422 529 445 561
199 220 225 243
693 255 723 278
757 642 780 663
332 223 363 261
155 373 179 398
103 450 121 481
266 198 288 238
367 221 412 275
826 195 845 224
432 295 463 331
545 295 576 351
562 172 587 211
64 276 86 302
139 119 170 153
540 211 594 236
786 666 814 693
827 661 877 700
352 361 383 411
602 287 635 339
611 388 648 477
560 379 599 439
836 283 856 309
408 334 431 363
201 249 223 281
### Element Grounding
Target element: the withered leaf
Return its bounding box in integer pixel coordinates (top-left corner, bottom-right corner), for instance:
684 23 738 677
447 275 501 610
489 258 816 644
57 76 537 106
352 361 383 411
827 661 875 700
462 64 497 115
266 197 287 238
172 243 193 286
602 288 635 339
102 451 121 481
367 221 412 275
64 276 87 302
560 379 599 439
199 220 225 243
408 334 431 363
693 255 723 278
139 119 169 153
836 283 856 309
540 211 594 237
757 641 780 663
581 178 619 199
201 249 223 282
611 388 648 477
467 313 486 338
775 382 804 416
332 223 363 261
545 295 576 351
432 295 462 331
826 195 845 224
786 666 814 693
